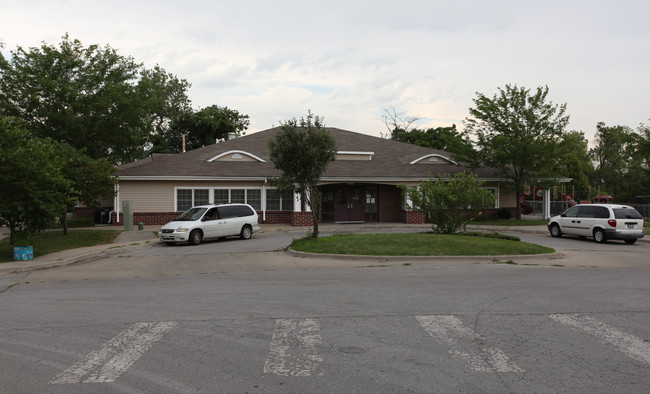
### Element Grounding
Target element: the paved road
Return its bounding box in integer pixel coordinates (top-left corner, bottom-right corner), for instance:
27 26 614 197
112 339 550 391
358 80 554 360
1 263 649 393
1 224 649 392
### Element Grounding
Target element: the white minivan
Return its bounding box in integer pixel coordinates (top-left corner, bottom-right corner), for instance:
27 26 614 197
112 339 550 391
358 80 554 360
548 203 645 244
159 203 260 245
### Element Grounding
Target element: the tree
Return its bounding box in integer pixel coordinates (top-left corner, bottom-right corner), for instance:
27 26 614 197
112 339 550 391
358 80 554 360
0 118 70 245
556 131 593 192
590 122 644 201
268 111 337 238
400 172 495 233
138 65 193 155
0 34 191 164
462 84 570 219
381 106 421 137
390 125 475 157
55 142 116 235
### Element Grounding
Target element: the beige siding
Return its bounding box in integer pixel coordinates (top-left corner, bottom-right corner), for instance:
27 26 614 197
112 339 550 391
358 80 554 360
119 180 268 212
499 187 516 208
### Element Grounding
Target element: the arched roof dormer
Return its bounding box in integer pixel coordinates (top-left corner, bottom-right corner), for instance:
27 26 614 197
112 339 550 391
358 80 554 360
408 153 457 165
207 150 266 163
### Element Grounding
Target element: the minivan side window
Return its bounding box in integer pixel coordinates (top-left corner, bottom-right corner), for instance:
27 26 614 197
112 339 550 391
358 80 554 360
594 207 610 218
203 208 219 221
577 206 610 218
563 206 579 217
235 205 254 217
217 206 237 219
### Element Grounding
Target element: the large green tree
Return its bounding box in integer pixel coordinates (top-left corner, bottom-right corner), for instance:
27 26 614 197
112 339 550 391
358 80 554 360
0 34 191 164
391 125 475 157
155 105 250 153
462 84 570 219
55 142 116 235
556 131 593 192
0 118 115 242
590 122 645 201
0 118 70 245
268 111 337 238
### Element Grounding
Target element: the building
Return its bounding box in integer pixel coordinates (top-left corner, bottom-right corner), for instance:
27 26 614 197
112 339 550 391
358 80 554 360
112 127 516 225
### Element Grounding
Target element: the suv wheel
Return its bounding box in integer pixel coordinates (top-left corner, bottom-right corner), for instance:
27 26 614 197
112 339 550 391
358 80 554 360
593 228 607 244
549 223 562 238
240 225 252 240
189 230 202 245
624 239 637 245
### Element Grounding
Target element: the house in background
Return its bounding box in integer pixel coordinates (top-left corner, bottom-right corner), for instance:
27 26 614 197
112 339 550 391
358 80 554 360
110 127 517 226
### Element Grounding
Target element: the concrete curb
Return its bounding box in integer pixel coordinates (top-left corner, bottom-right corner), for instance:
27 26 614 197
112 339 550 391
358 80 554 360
286 248 563 262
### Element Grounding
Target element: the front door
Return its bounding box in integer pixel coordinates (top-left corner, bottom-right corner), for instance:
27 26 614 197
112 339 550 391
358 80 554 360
334 186 365 223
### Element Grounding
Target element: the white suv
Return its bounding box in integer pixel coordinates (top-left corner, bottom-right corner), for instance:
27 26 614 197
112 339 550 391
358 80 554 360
548 204 645 244
160 203 260 245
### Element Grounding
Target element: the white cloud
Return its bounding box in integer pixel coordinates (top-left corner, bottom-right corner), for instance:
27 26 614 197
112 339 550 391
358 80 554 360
2 0 649 140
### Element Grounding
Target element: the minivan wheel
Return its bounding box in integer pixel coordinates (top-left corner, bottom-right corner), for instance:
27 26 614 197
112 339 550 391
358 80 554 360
624 239 637 245
593 228 607 244
189 230 202 245
549 223 562 238
240 225 252 240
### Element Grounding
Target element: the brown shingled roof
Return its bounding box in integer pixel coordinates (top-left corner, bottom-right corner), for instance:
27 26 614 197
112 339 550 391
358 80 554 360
117 127 503 181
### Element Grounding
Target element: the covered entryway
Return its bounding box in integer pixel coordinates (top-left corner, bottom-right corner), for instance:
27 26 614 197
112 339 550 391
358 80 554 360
334 186 365 223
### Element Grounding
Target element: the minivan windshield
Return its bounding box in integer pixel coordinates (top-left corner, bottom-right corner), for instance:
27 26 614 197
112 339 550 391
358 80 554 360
614 208 643 219
174 207 207 221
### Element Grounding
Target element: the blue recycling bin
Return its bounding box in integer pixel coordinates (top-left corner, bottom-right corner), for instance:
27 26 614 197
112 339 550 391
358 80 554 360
13 245 33 261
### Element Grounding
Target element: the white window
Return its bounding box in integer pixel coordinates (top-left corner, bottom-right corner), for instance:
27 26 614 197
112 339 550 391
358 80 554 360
266 189 293 211
213 188 262 210
176 189 210 211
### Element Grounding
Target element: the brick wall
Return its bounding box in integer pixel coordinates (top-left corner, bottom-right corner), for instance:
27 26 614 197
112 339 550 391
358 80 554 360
377 185 404 222
112 212 182 226
261 211 292 224
291 211 314 226
403 210 426 224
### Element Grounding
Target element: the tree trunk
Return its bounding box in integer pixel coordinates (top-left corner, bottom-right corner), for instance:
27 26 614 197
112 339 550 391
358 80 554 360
515 182 522 220
62 212 69 235
308 186 321 238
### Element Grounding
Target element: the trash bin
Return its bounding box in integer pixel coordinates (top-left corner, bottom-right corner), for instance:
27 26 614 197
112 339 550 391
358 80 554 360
13 245 33 261
138 222 144 231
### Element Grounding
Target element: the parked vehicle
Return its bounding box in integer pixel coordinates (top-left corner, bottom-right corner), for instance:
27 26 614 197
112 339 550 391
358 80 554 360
160 204 260 245
547 204 645 244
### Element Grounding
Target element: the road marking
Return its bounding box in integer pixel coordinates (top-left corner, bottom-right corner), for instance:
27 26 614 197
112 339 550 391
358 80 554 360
51 321 178 384
263 318 324 376
548 314 650 365
416 315 524 372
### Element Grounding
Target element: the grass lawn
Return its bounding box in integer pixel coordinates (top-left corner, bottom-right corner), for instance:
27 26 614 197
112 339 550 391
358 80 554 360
291 233 554 256
470 219 549 226
0 230 121 263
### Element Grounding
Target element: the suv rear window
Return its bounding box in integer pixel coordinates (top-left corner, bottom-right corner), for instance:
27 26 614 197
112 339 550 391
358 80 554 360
613 208 643 219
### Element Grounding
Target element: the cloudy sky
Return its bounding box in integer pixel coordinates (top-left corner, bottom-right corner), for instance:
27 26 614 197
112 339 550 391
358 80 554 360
2 0 648 142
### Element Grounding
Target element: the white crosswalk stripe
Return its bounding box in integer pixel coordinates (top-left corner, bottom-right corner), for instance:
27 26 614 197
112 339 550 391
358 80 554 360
263 318 324 376
548 314 650 366
50 321 178 384
416 315 524 373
